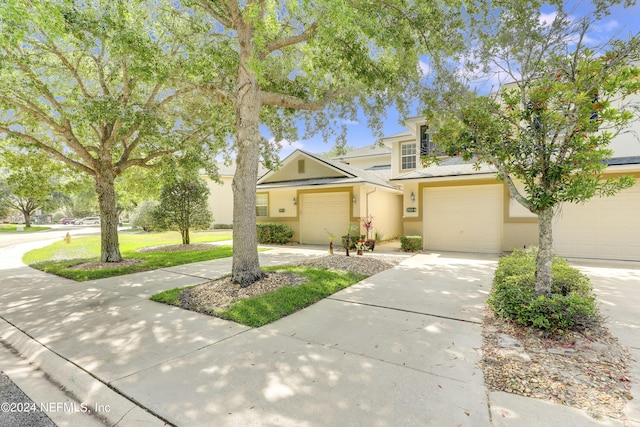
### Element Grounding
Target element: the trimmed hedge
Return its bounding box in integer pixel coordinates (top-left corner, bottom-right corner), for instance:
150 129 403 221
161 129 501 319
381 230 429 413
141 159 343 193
488 248 598 332
400 236 422 252
213 223 233 229
256 223 294 244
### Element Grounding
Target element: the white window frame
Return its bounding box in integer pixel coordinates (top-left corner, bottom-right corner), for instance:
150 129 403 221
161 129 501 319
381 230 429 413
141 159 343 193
401 142 417 170
256 193 268 217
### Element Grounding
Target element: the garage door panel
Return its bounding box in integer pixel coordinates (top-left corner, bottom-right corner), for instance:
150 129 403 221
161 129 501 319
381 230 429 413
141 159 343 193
300 193 350 244
554 184 640 261
423 185 502 254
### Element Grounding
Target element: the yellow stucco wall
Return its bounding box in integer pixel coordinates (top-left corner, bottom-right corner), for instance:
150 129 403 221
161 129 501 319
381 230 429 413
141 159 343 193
206 176 234 225
365 189 403 240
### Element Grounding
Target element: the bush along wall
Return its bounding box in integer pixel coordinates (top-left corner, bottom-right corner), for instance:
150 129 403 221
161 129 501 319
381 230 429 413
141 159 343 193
487 248 599 332
256 223 295 244
400 236 422 252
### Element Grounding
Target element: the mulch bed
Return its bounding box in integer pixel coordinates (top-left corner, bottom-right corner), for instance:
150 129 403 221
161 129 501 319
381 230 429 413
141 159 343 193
481 309 633 421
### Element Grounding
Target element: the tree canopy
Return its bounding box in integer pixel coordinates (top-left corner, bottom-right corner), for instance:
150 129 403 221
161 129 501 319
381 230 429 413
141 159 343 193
0 0 226 261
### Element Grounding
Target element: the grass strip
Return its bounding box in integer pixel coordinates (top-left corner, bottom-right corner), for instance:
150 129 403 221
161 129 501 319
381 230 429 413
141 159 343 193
0 224 50 233
28 246 234 281
151 266 366 328
23 231 234 281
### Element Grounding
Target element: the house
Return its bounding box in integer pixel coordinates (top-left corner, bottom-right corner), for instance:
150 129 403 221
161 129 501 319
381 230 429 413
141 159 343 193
208 106 640 262
384 116 640 261
255 149 403 244
205 161 269 227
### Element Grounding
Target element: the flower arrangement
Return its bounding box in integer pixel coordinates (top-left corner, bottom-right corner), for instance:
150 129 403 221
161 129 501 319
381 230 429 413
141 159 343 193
354 239 371 254
362 214 374 240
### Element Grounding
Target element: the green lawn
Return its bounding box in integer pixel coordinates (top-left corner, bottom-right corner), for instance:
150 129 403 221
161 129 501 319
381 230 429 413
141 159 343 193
151 266 366 327
0 224 50 232
23 230 234 281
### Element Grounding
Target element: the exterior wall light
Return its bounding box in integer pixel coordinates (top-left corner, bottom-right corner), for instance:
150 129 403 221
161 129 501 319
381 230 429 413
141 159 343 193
410 192 415 202
293 197 297 205
352 195 356 204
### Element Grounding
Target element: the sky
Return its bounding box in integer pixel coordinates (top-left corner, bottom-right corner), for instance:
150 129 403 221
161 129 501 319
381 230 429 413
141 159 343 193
276 1 640 159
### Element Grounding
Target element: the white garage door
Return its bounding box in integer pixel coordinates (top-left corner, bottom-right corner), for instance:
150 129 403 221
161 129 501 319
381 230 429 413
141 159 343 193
300 192 350 244
423 185 503 253
554 184 640 261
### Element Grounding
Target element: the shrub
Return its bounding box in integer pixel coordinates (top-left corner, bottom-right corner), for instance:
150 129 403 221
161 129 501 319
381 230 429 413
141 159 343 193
131 200 160 232
213 223 233 229
341 234 364 249
488 248 599 332
400 236 422 252
256 223 294 244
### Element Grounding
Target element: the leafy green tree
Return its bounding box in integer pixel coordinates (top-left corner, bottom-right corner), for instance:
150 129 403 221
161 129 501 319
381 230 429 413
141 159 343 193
0 0 224 261
153 176 212 244
0 149 65 227
181 0 478 285
426 2 640 295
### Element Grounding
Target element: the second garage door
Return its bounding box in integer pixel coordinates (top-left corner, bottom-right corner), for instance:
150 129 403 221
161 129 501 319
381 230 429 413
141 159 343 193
300 192 351 244
423 184 503 253
554 184 640 261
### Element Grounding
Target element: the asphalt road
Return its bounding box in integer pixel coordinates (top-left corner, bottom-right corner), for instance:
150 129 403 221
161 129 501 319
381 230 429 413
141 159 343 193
0 224 101 250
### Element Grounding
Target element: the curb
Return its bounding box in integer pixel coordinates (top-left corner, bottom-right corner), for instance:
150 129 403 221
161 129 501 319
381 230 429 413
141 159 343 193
0 319 169 426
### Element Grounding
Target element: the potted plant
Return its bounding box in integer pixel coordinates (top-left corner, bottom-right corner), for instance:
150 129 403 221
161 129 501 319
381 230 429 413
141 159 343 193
354 239 370 255
362 214 375 251
343 225 360 256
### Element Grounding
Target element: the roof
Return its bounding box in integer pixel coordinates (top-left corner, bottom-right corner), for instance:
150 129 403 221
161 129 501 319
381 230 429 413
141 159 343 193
390 155 640 182
257 149 398 190
331 144 391 161
390 156 497 181
606 156 640 165
209 161 269 178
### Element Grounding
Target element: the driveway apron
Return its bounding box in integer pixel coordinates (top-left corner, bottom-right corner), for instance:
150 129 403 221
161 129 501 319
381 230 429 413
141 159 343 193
111 253 497 426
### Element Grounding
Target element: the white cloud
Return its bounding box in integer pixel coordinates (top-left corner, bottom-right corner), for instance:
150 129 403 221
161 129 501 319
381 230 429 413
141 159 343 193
539 11 558 26
419 60 431 76
277 139 304 157
342 119 360 125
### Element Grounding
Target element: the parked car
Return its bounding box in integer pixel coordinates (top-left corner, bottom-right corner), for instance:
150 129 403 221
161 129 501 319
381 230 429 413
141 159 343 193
74 217 100 225
60 218 75 225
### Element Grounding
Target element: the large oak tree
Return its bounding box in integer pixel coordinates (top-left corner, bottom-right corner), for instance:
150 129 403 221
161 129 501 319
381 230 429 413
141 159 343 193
181 0 478 285
0 0 219 261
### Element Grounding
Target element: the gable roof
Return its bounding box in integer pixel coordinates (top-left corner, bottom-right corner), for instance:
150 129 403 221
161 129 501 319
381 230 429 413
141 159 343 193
390 156 497 181
331 144 391 161
257 149 397 190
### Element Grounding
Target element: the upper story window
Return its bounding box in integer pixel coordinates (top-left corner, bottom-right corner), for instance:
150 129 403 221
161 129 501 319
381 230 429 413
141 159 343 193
256 193 268 217
419 125 437 156
401 142 417 170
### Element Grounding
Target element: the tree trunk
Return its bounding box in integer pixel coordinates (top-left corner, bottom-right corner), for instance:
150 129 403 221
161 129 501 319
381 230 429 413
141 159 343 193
535 207 554 296
182 227 190 245
95 167 122 263
231 26 265 287
23 211 32 228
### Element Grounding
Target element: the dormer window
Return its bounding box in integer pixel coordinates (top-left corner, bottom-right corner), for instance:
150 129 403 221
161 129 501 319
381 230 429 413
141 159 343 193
401 142 416 170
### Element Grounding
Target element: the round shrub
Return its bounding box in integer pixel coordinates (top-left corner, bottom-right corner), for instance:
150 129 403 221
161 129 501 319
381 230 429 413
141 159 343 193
400 236 422 252
487 248 599 332
256 223 294 244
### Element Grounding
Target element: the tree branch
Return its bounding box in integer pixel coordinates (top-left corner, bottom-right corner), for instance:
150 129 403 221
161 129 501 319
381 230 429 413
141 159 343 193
197 0 234 28
0 127 95 175
119 150 175 172
259 23 317 59
261 90 334 110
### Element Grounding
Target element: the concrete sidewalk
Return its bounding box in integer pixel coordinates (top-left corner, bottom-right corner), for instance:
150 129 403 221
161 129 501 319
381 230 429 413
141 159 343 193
0 243 637 426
